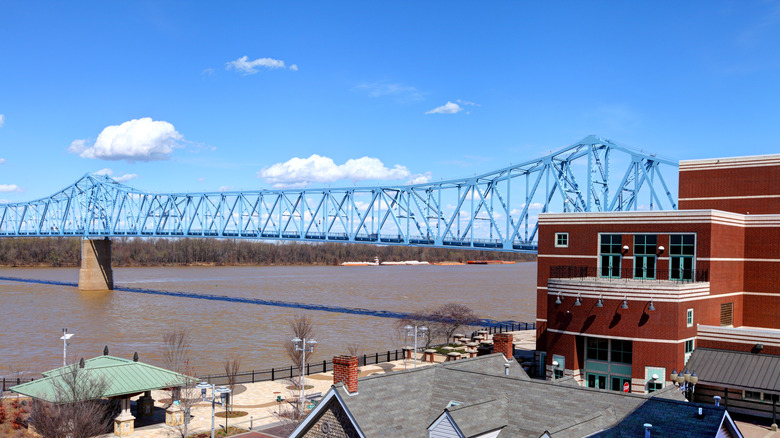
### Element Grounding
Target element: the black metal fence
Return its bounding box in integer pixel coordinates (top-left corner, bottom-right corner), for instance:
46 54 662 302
2 377 35 392
195 349 406 386
2 322 536 392
550 265 709 283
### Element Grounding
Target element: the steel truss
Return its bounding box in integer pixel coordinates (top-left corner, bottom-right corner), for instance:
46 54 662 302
0 136 677 252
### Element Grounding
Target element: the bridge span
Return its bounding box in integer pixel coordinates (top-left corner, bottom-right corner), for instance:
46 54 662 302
0 135 678 290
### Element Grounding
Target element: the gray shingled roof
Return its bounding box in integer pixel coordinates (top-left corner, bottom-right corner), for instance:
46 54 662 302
592 397 734 438
331 354 665 438
686 348 780 393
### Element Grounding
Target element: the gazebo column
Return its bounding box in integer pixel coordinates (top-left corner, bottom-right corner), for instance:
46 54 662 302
113 396 135 437
136 390 155 418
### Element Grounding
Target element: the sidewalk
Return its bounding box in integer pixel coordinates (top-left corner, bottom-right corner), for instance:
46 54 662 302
111 356 436 438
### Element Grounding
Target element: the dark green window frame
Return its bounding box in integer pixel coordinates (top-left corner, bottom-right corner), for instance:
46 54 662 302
600 234 622 278
685 339 694 354
634 235 657 279
587 338 609 361
610 339 633 364
670 234 695 281
555 232 569 248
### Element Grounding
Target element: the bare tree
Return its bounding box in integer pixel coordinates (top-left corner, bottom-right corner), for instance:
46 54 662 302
347 343 362 370
284 315 316 389
397 303 479 347
161 328 199 438
29 363 113 438
429 303 479 344
223 355 242 412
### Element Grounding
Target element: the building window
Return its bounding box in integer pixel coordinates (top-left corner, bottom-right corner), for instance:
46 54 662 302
555 233 569 248
670 234 695 281
686 309 694 328
587 338 609 361
720 302 734 326
744 391 762 401
685 339 694 354
634 235 657 279
610 340 633 364
600 234 622 278
648 381 663 393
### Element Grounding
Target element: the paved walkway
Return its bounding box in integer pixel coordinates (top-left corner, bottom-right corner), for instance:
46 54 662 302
101 356 439 438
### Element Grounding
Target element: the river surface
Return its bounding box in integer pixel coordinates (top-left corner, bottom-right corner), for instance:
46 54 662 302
0 263 536 376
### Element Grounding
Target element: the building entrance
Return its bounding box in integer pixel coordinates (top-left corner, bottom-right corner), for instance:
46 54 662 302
583 337 633 392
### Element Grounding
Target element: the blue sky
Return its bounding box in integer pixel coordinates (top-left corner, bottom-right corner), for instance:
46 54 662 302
1 1 779 202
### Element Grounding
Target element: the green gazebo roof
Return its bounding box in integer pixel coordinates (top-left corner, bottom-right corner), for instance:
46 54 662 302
11 355 193 402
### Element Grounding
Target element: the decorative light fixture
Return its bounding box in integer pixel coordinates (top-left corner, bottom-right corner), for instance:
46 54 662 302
405 325 427 368
621 298 629 309
574 295 582 306
622 245 630 254
658 245 665 253
196 382 232 438
60 328 74 367
648 299 655 312
673 368 698 400
293 337 318 416
551 360 560 381
555 293 562 305
596 296 604 308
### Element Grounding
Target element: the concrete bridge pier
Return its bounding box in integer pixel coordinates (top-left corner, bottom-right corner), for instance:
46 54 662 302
78 238 113 291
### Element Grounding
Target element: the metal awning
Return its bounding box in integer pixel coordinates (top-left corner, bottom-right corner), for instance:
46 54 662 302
686 348 780 394
11 355 193 402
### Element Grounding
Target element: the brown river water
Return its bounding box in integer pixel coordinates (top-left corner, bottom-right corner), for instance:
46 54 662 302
0 263 536 377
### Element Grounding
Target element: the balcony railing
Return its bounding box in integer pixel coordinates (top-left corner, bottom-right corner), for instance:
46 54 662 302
550 265 709 283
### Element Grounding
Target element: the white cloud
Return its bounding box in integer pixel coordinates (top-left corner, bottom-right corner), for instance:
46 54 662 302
0 199 9 204
406 172 432 185
93 168 139 183
218 185 233 192
226 56 287 74
289 64 298 71
0 158 5 164
259 155 412 188
354 82 424 102
425 101 462 115
0 184 22 193
0 114 4 127
69 118 184 162
197 177 206 182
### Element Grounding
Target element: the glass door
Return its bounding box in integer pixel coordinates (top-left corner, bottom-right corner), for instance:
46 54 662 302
587 373 607 389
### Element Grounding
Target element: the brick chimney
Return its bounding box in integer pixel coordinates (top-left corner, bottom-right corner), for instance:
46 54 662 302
493 333 514 360
333 355 358 393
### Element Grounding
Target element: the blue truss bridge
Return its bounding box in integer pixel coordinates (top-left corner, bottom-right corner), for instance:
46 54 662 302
0 136 678 253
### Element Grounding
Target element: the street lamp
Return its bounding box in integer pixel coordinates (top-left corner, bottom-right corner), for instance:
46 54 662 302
292 337 317 417
195 382 231 438
60 328 74 366
670 368 698 400
405 325 427 368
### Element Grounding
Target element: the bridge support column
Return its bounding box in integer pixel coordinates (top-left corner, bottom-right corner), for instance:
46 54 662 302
78 238 113 291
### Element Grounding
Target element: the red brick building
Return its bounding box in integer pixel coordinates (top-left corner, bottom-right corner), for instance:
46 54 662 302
535 153 780 394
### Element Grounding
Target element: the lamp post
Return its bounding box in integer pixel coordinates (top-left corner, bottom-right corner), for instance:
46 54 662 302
670 368 698 400
292 337 317 417
60 328 74 366
196 382 231 438
405 325 427 368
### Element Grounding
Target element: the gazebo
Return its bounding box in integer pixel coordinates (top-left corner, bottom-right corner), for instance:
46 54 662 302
11 353 193 436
